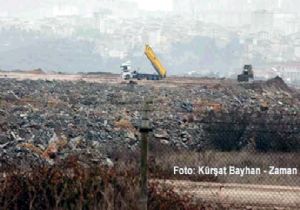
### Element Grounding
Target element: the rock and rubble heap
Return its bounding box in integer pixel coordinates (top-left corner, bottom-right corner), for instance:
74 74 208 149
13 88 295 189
0 77 299 169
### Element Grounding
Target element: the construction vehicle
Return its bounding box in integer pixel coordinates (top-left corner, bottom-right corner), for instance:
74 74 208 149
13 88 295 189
237 65 254 82
121 44 167 80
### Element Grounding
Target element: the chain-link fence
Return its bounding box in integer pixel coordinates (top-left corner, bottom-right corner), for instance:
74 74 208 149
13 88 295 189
144 106 300 209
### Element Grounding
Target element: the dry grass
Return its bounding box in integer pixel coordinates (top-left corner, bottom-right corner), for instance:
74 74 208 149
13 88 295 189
0 157 140 210
0 154 212 210
1 145 298 209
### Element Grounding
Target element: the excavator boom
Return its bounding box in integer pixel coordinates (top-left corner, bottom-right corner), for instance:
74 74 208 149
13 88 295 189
144 44 167 78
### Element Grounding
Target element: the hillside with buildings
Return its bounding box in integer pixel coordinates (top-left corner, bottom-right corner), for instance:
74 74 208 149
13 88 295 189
0 0 300 84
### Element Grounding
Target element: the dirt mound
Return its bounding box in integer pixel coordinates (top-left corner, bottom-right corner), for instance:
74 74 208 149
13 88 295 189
264 76 291 92
26 68 46 74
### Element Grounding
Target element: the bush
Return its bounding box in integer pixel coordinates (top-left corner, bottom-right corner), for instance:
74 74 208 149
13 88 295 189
0 156 140 210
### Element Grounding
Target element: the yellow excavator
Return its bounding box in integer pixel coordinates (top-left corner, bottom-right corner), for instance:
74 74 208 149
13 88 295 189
121 44 167 80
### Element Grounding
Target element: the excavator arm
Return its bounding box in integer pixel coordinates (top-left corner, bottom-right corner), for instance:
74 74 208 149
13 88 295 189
144 44 167 78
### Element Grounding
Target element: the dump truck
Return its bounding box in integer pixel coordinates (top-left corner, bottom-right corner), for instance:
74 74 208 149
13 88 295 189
237 64 254 82
121 44 167 80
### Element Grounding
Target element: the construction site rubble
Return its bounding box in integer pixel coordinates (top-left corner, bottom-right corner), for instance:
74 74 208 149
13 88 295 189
0 77 299 168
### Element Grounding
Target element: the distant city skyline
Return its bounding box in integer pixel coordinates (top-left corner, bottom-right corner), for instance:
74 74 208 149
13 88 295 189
0 0 300 83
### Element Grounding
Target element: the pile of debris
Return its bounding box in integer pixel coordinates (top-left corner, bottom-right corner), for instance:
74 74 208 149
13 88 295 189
0 77 299 168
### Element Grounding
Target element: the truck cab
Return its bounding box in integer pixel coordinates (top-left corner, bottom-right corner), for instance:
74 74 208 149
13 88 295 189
121 61 137 80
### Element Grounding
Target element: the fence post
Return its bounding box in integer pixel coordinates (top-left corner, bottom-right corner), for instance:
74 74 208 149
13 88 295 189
139 98 152 210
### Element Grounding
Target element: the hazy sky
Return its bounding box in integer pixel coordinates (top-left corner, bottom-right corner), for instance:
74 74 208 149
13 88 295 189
0 0 174 17
133 0 173 11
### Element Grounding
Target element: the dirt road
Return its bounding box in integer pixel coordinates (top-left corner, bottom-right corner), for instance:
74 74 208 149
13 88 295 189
153 179 300 209
0 71 229 87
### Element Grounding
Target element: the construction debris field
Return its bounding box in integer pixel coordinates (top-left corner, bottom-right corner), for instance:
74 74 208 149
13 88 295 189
0 72 300 209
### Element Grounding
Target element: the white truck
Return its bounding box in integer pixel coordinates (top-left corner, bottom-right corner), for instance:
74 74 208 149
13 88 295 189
120 44 167 81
